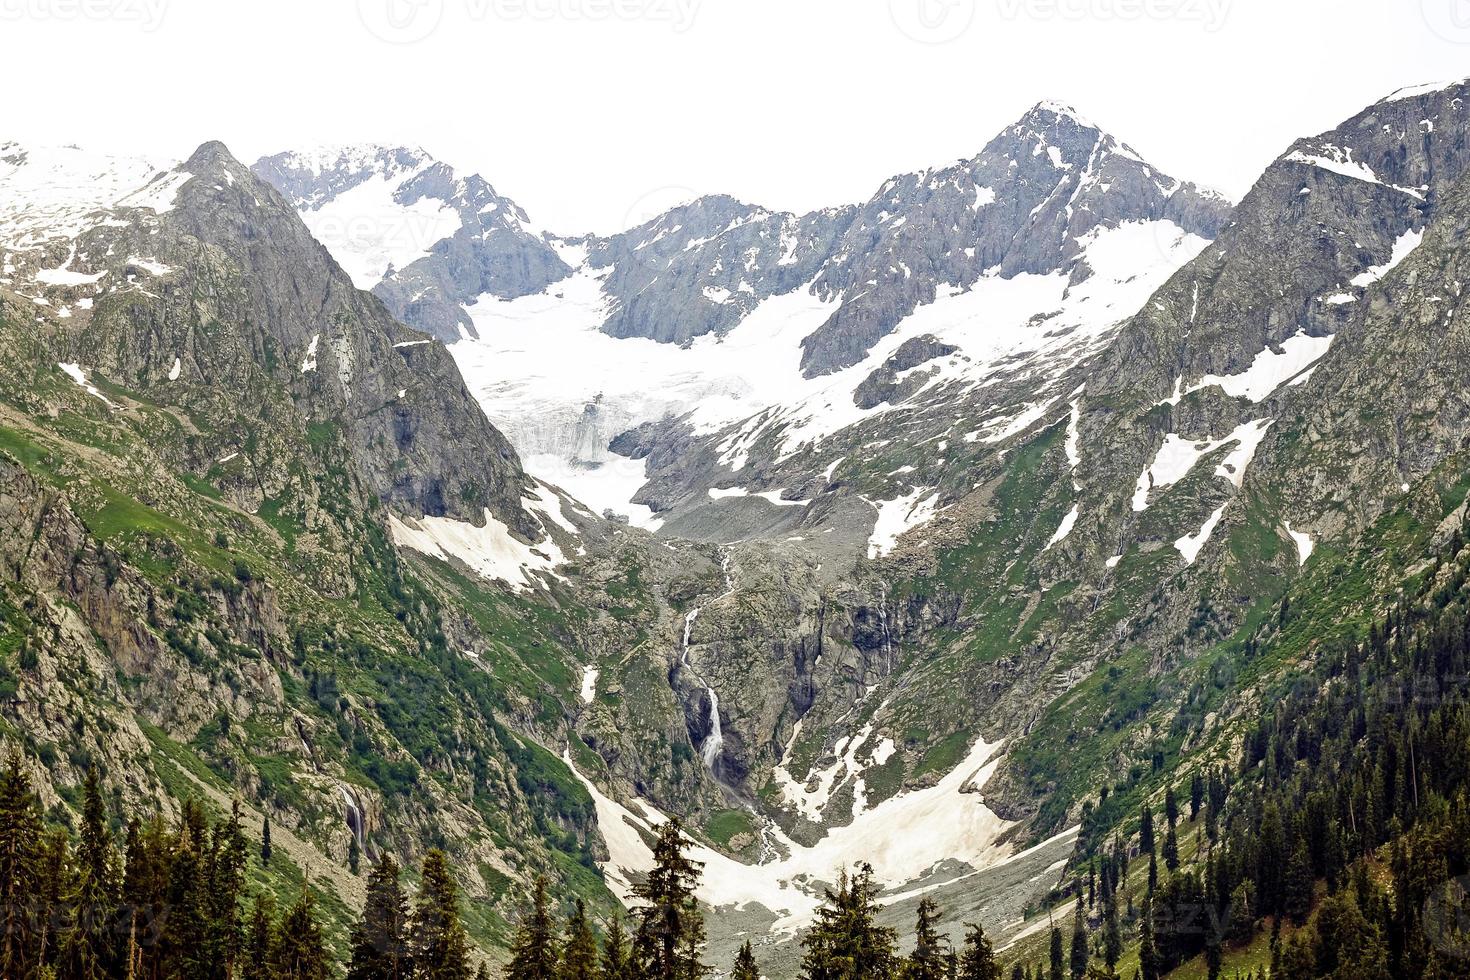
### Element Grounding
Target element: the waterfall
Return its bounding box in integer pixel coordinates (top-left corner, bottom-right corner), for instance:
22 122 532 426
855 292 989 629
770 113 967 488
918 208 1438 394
682 606 725 772
877 583 896 676
701 688 725 767
339 785 364 848
680 551 737 775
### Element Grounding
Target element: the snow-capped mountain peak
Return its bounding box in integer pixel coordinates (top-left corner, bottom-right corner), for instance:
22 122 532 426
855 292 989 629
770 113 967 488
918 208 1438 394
248 104 1229 533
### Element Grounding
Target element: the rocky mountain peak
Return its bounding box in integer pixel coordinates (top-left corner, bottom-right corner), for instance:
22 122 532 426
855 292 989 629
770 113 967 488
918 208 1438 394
254 143 572 340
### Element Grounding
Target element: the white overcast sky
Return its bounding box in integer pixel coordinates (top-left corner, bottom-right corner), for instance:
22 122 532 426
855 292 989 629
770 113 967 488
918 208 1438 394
2 0 1466 233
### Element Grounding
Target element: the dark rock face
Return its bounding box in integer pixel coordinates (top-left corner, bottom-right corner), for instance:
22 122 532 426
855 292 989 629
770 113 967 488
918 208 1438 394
590 194 856 345
852 335 959 409
1093 84 1470 407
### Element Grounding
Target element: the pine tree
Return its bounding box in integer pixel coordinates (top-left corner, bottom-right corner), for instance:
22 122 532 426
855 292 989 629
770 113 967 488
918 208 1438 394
347 854 410 980
1189 773 1204 821
1049 926 1064 980
1068 907 1088 980
1164 786 1179 831
957 922 999 980
1162 827 1179 873
410 849 473 980
599 916 635 980
630 820 705 980
1140 804 1155 854
59 766 119 980
1102 894 1122 971
122 816 171 980
205 798 249 980
907 898 947 980
799 864 898 980
0 753 44 980
261 812 273 867
274 888 330 980
730 940 760 980
1138 898 1160 980
34 827 70 974
164 801 213 980
242 892 278 980
559 899 599 980
1283 840 1313 925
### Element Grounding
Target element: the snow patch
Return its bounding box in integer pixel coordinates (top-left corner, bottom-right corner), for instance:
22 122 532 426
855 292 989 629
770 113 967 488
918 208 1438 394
1185 331 1333 403
1351 229 1424 287
865 489 940 559
568 735 1014 933
1132 419 1273 511
388 508 565 591
1044 505 1079 550
1284 522 1314 566
57 362 116 408
1175 505 1227 565
300 334 320 374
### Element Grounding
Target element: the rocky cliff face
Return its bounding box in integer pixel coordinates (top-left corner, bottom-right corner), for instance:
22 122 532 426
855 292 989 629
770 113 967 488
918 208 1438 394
589 195 855 345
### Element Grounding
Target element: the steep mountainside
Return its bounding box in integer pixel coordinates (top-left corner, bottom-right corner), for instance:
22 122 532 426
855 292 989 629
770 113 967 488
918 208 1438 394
0 141 667 953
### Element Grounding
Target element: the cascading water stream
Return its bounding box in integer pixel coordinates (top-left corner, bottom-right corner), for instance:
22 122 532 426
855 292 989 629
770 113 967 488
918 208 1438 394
682 607 725 769
679 551 792 865
680 551 737 775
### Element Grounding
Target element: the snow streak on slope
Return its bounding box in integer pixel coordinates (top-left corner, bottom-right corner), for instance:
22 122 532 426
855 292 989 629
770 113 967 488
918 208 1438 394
1184 331 1334 403
388 508 565 591
566 736 1014 933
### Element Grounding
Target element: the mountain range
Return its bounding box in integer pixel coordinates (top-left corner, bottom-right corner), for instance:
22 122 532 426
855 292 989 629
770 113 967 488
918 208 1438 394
2 77 1469 975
